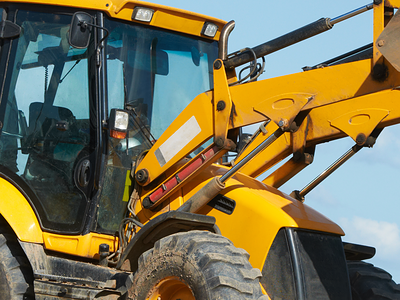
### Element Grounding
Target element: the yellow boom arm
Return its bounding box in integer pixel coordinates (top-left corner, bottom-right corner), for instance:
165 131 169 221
136 1 400 207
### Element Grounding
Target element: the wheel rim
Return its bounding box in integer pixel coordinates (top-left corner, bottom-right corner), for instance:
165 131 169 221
147 276 195 300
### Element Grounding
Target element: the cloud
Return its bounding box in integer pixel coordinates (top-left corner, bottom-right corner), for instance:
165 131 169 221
340 216 400 258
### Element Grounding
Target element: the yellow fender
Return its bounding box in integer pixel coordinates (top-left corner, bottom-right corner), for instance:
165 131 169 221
0 178 42 243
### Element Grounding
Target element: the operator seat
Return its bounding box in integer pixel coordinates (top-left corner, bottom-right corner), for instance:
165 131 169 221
25 101 80 175
23 102 87 225
28 102 74 134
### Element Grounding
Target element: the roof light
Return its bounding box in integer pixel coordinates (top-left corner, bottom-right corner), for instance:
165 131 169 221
132 7 154 23
202 22 218 38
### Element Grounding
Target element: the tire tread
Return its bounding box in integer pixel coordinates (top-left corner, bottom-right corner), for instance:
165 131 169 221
130 231 265 300
348 260 400 300
0 224 34 299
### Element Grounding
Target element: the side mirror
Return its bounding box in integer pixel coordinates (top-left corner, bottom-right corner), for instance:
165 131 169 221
69 12 93 49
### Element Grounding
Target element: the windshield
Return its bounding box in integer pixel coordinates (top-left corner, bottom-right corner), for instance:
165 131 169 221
94 19 218 233
105 18 218 139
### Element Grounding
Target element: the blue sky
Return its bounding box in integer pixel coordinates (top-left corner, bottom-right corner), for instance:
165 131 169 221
149 0 400 282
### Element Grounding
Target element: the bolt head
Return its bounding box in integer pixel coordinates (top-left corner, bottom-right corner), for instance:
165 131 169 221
214 60 223 70
215 137 224 148
136 169 149 184
356 133 366 145
99 243 109 252
142 197 153 209
216 100 226 111
278 119 288 128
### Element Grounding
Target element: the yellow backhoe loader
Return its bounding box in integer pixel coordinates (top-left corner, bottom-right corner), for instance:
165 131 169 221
0 0 399 299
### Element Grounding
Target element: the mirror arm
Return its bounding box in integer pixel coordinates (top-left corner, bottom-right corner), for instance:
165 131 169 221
79 21 109 66
96 27 109 67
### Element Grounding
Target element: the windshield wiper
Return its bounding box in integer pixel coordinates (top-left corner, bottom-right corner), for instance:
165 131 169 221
59 59 81 83
125 104 156 146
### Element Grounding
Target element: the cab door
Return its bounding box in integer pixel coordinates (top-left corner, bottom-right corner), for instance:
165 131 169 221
0 7 97 234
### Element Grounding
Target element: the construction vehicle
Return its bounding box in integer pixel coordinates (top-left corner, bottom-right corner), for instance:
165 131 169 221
0 0 400 298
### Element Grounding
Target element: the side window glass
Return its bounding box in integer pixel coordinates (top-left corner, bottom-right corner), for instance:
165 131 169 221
96 20 217 232
96 112 153 232
0 10 93 232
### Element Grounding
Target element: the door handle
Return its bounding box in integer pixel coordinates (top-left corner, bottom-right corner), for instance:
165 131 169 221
77 159 90 187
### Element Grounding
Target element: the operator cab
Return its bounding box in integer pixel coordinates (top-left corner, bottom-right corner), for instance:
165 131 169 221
0 4 218 234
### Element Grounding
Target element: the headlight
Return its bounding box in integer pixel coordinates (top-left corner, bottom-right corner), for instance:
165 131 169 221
132 7 154 23
201 22 218 37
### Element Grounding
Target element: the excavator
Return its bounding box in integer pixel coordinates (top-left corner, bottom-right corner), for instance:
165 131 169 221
0 0 399 299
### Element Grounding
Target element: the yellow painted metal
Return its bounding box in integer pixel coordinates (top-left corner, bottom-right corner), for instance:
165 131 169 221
137 92 215 185
229 59 399 117
330 108 389 143
386 0 400 8
373 1 385 66
135 158 344 270
292 115 309 154
140 54 400 183
227 60 400 178
235 121 290 178
0 178 42 243
136 161 344 270
213 59 233 148
139 144 227 208
260 284 269 299
307 89 400 143
3 1 400 288
377 9 400 72
0 0 226 41
189 167 345 270
253 93 311 126
42 232 118 259
138 52 400 185
247 88 400 181
146 276 195 300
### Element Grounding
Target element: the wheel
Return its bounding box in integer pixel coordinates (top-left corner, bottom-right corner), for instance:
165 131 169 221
128 231 267 300
0 225 34 299
347 260 400 299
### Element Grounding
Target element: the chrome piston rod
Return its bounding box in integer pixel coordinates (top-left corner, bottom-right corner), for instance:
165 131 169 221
220 128 284 183
292 144 363 201
178 128 283 213
330 3 373 25
225 3 374 70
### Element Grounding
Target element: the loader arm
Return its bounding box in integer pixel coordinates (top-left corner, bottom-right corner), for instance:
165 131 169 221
136 0 400 208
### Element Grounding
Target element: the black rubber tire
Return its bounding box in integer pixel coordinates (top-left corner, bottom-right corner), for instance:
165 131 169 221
348 260 400 300
128 231 267 300
0 226 34 300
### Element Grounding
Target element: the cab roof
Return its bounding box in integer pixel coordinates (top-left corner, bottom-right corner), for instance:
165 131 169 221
2 0 227 40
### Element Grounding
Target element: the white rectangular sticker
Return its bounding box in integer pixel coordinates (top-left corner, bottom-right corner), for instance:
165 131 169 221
155 116 201 167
